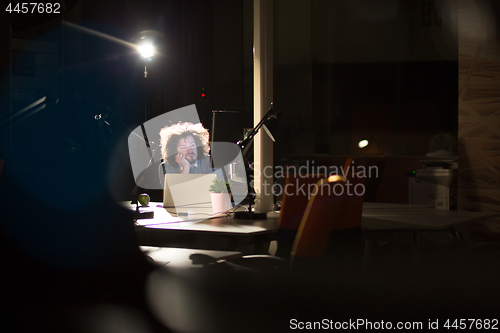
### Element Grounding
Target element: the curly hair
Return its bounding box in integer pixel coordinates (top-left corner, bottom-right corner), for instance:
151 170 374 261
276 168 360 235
160 122 210 167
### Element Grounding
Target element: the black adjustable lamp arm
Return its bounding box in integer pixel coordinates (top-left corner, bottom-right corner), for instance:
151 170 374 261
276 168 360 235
230 107 277 220
236 107 275 150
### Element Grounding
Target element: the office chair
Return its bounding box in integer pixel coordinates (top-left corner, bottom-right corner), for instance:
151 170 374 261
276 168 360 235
290 173 366 272
222 173 335 273
275 173 328 260
274 158 355 260
343 157 353 172
229 172 366 274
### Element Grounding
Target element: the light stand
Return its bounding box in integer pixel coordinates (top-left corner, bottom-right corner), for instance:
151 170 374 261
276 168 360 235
129 37 156 218
233 106 280 219
138 36 155 122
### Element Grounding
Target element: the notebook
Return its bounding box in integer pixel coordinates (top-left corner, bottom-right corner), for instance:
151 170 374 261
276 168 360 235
163 173 218 215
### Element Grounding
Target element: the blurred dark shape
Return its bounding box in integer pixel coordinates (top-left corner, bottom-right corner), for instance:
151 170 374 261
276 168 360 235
426 132 456 156
0 147 169 332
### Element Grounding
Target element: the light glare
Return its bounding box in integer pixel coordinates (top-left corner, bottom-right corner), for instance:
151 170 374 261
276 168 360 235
358 140 369 148
138 43 155 59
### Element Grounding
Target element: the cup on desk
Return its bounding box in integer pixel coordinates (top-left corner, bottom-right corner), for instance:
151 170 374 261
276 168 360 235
210 192 231 215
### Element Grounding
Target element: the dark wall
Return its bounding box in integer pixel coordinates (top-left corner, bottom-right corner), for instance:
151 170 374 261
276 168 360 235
274 0 458 157
2 0 459 173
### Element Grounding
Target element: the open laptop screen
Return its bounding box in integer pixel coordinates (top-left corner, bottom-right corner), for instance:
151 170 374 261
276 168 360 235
163 173 218 213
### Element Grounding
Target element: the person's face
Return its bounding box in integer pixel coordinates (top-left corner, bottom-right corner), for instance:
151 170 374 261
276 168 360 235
177 135 198 164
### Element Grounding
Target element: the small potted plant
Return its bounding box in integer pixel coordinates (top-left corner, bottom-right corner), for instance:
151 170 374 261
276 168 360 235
209 178 232 214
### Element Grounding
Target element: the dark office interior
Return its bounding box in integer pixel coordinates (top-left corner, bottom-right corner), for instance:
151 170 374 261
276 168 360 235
1 0 500 332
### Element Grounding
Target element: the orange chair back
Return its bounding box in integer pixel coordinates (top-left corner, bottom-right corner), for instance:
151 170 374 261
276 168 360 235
291 173 366 258
343 157 353 172
278 174 327 231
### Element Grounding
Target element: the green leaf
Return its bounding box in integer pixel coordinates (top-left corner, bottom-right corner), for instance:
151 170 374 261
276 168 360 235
209 178 233 193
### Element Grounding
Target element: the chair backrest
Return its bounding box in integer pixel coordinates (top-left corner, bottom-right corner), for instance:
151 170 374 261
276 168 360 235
291 173 366 259
278 174 327 230
278 158 355 231
343 157 353 173
274 174 326 259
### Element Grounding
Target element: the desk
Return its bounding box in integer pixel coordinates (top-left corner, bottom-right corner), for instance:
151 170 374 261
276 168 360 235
362 202 500 231
361 202 500 264
128 201 499 257
140 246 242 269
128 202 279 253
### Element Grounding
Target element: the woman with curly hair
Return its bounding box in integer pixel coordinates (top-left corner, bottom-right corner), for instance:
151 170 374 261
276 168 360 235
159 122 212 175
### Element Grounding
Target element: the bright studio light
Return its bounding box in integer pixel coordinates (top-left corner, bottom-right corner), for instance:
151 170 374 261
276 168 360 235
358 140 369 148
138 42 155 59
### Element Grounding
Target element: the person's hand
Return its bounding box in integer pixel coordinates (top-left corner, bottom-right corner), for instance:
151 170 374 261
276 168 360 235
175 153 190 173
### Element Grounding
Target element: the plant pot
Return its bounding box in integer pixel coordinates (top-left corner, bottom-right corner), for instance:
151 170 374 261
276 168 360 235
210 192 231 214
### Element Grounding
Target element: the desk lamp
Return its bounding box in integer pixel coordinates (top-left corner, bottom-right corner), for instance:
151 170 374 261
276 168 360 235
233 106 281 219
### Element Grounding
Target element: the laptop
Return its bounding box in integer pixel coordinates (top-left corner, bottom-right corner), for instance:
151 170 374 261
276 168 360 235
163 173 218 215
